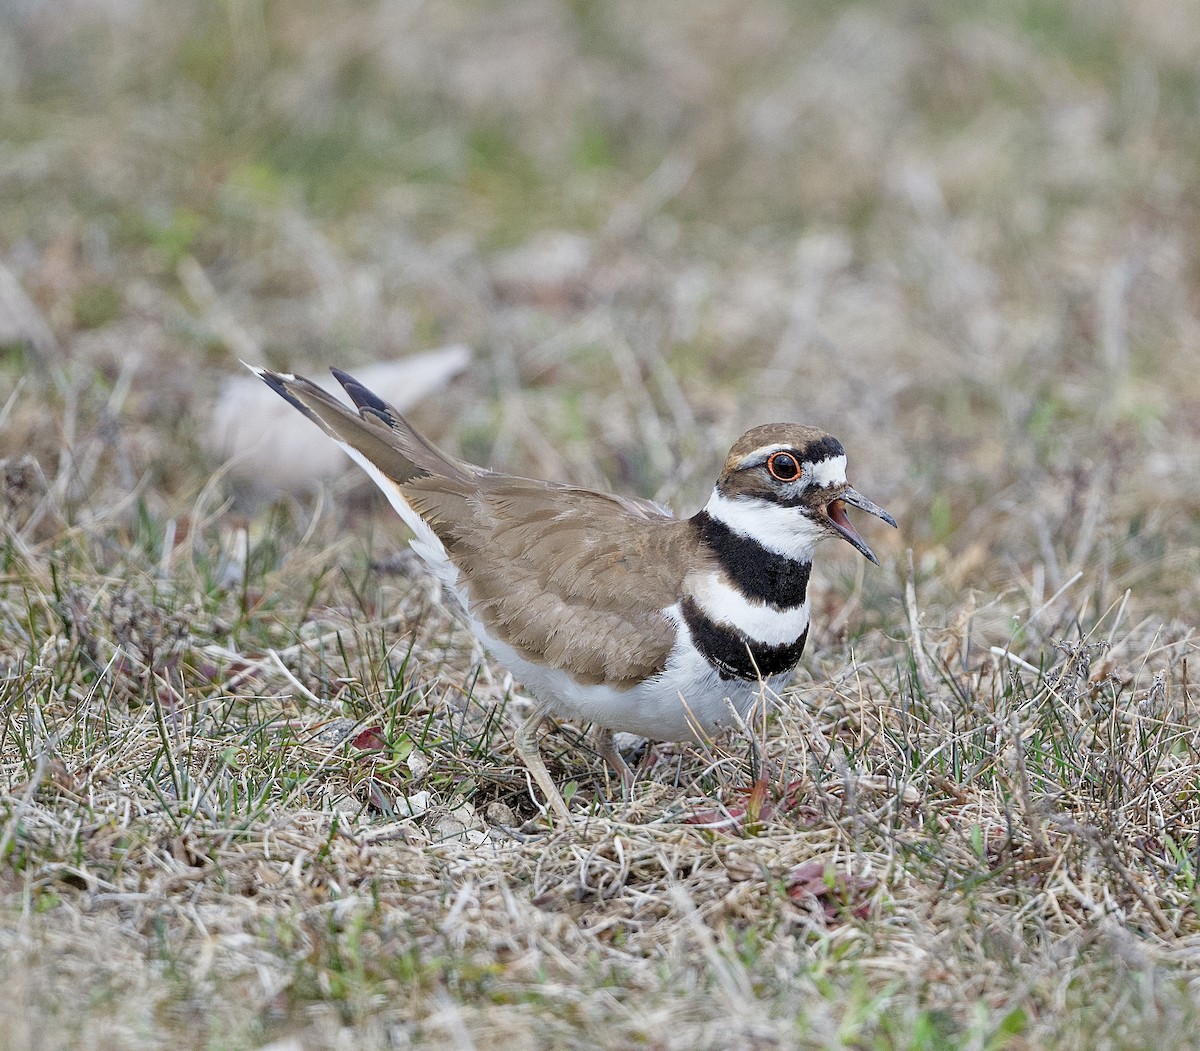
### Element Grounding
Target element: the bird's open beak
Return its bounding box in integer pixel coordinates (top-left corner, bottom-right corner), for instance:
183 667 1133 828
824 487 897 565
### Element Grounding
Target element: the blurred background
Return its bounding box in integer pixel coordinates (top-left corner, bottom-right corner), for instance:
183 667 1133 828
4 7 1200 1044
2 0 1198 618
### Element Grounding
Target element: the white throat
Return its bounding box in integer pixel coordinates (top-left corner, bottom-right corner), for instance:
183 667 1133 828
703 489 825 562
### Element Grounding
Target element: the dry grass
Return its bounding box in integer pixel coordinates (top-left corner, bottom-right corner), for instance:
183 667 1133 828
3 1 1200 1048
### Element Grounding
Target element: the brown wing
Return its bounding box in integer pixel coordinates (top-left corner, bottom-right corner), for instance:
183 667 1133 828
404 476 699 688
249 365 697 687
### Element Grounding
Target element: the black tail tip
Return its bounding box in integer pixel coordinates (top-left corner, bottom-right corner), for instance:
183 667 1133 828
258 370 289 398
331 367 393 419
247 363 312 416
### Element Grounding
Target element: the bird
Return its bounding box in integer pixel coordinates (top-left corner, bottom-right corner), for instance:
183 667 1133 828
248 364 896 821
208 347 471 492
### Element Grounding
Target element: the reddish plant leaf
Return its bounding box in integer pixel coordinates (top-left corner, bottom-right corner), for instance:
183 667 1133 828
684 779 822 835
786 861 877 922
352 726 387 752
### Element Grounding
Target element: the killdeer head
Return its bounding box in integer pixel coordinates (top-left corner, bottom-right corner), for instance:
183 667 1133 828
678 426 895 687
248 365 897 822
702 424 895 565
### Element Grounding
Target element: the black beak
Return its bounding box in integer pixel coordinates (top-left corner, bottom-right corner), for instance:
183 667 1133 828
825 487 897 565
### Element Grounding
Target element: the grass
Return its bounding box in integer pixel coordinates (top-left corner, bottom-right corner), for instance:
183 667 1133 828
3 0 1200 1047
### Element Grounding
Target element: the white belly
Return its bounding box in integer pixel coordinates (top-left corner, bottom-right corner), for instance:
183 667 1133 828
468 607 792 742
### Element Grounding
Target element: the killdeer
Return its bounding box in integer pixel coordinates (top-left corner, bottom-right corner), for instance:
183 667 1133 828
249 365 896 820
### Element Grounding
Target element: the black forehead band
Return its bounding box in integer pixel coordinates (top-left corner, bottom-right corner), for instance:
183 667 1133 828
740 434 845 470
783 435 844 465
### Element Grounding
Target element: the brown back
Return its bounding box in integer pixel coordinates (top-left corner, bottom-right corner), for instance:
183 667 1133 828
405 476 702 686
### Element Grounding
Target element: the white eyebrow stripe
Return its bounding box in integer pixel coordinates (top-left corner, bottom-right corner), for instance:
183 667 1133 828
735 443 793 469
736 447 848 488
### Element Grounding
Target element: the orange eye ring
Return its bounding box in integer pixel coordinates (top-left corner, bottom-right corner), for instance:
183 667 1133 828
767 451 801 482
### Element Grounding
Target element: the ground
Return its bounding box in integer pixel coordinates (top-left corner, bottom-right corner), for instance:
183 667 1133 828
2 1 1200 1048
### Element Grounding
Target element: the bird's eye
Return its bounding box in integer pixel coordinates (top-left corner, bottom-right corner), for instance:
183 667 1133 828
766 451 801 482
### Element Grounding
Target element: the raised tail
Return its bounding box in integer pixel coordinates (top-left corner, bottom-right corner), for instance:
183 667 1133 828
244 364 474 486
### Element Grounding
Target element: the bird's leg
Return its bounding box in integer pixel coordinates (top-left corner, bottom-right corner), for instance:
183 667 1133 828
593 727 635 793
514 698 574 823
